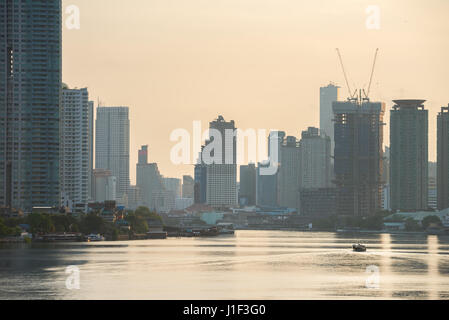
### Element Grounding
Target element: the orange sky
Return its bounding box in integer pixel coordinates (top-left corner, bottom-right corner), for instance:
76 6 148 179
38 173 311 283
62 0 449 184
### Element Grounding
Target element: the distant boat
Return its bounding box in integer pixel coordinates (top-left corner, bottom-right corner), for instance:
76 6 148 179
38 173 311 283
217 223 235 235
337 227 361 233
352 243 366 252
86 234 105 242
36 233 83 242
200 227 219 237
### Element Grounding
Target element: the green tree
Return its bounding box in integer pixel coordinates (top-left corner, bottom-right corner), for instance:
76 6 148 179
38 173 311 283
51 215 76 232
80 213 106 234
3 217 26 228
422 215 443 229
405 218 421 231
134 206 151 216
27 213 55 234
0 218 10 236
70 223 80 233
135 206 162 221
125 212 149 234
0 217 23 237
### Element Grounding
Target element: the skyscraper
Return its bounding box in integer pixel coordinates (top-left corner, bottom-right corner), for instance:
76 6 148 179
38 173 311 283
182 175 194 199
194 157 207 204
298 127 331 189
428 162 437 210
88 101 94 201
0 0 62 212
437 105 449 210
92 169 116 202
390 100 428 211
127 185 142 210
163 177 181 199
297 127 332 214
205 116 238 208
136 145 172 212
256 131 282 207
299 188 337 217
256 162 278 207
333 99 385 217
138 145 148 165
278 135 301 209
382 146 391 210
320 83 339 158
95 107 130 202
194 148 207 204
239 163 256 206
60 85 92 209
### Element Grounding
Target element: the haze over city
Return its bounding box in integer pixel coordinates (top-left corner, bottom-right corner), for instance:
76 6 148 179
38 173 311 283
4 0 449 305
62 0 449 183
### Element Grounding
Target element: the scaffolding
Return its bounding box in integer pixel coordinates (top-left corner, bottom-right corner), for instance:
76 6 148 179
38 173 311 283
333 98 385 217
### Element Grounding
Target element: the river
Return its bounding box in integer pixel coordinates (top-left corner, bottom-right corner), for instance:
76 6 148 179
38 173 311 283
1 230 448 299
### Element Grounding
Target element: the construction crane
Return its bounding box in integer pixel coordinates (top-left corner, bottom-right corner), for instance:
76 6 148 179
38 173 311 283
336 48 380 103
363 48 379 101
336 48 356 101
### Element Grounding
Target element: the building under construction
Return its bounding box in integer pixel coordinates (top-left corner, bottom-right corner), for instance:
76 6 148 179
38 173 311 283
332 98 385 217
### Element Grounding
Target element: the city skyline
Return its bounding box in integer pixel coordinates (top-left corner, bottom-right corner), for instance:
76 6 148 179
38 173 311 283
2 0 448 211
62 0 449 183
3 0 449 304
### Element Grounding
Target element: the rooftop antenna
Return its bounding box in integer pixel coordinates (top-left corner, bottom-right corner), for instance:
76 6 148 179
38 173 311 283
98 97 104 108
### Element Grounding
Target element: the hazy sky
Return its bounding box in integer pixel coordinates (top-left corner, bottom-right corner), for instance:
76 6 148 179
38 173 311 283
62 0 449 184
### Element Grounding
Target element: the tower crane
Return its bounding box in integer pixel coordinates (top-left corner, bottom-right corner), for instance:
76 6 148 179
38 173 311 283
335 48 380 103
336 48 356 101
363 48 379 101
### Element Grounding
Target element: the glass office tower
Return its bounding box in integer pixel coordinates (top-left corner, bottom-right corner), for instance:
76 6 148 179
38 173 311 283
0 0 62 212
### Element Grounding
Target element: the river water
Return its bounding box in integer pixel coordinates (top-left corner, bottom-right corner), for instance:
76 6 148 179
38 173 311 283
1 230 449 300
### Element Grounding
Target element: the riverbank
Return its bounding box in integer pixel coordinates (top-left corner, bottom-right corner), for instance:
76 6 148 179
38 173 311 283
1 227 442 244
0 237 26 243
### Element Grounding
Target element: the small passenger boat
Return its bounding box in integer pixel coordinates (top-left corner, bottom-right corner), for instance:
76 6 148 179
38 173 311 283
352 243 366 252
